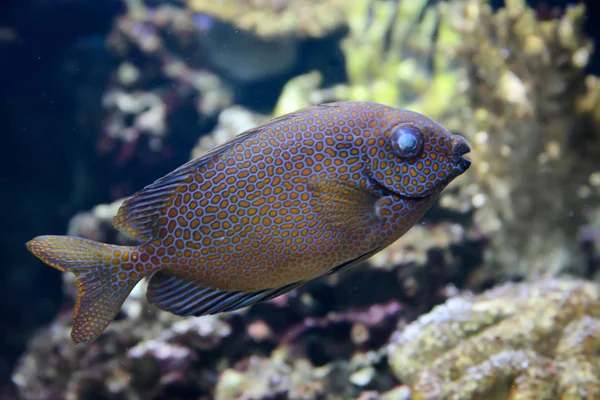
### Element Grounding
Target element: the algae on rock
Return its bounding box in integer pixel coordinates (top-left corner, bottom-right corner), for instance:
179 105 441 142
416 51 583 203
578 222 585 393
389 279 600 400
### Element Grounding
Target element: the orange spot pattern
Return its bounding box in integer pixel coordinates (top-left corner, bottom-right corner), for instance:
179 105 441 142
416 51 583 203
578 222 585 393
140 101 468 292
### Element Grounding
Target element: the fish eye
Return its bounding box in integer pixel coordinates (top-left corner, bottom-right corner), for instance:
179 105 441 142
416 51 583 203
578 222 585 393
390 124 423 159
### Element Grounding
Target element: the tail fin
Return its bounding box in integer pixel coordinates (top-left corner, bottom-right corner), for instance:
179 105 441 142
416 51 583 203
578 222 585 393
26 235 147 344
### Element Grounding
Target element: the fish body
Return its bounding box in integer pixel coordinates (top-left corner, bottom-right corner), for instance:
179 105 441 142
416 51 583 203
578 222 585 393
27 101 471 343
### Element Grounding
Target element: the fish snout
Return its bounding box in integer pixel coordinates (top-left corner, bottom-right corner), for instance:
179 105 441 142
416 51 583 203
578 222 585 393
452 134 472 172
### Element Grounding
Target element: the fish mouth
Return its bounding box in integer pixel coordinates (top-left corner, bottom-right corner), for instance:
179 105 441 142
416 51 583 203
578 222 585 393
459 154 472 170
454 134 472 171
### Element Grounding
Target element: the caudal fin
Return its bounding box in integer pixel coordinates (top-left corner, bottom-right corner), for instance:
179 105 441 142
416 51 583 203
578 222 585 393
26 235 147 344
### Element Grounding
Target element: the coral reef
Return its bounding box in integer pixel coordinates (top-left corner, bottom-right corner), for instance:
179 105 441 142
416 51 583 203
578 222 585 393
15 271 600 399
389 279 600 400
12 282 235 400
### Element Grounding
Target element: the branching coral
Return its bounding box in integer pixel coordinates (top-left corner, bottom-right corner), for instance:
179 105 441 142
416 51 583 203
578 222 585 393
388 279 600 400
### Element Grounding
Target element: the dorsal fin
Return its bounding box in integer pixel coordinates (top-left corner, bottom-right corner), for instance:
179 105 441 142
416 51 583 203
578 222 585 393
112 104 340 242
112 171 193 242
146 270 307 316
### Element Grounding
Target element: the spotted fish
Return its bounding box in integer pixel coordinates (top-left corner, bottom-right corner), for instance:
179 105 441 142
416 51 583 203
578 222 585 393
26 101 471 344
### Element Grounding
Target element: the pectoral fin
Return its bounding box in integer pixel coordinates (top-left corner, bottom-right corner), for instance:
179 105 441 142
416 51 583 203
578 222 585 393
309 175 382 230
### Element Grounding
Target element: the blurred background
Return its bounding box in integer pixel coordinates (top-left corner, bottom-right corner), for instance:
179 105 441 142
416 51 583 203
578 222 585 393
2 0 600 399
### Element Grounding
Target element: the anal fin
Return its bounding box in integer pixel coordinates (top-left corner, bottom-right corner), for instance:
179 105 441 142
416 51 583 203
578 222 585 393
146 270 306 317
327 248 381 276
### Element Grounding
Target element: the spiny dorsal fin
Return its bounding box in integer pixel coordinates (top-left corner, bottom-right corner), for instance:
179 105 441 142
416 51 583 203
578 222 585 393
112 104 343 242
146 270 306 317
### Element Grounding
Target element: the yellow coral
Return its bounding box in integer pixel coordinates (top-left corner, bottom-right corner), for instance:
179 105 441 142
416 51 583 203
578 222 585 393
322 0 465 122
182 0 349 38
388 279 600 400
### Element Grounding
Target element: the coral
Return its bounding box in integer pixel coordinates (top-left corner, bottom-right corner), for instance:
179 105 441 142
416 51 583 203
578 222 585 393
214 348 346 400
213 302 410 399
215 341 399 400
12 290 235 400
445 0 600 278
388 279 600 400
101 2 232 170
314 0 466 123
182 0 349 39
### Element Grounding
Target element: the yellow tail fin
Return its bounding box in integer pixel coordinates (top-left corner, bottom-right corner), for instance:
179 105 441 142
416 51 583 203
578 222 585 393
26 235 146 344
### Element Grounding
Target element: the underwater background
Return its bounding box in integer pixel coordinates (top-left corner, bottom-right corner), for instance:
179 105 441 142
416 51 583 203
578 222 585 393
2 0 600 399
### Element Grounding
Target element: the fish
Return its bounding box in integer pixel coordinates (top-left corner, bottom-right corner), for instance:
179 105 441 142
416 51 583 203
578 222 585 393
26 101 471 344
